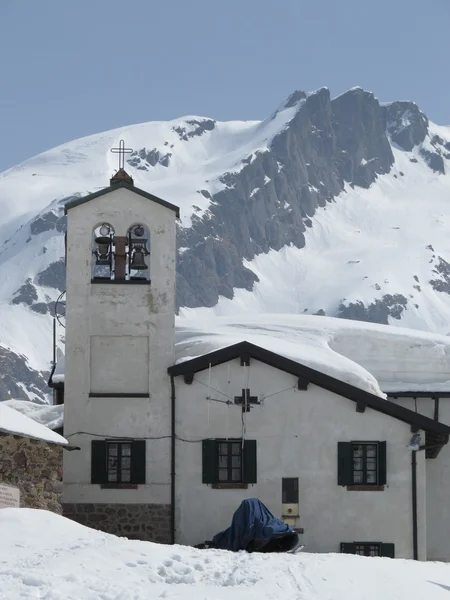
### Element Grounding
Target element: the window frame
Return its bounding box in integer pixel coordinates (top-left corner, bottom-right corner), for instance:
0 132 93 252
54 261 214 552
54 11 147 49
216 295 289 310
217 440 243 484
341 542 395 558
202 438 257 486
107 441 132 484
355 542 381 557
351 442 379 486
338 440 386 489
91 439 146 487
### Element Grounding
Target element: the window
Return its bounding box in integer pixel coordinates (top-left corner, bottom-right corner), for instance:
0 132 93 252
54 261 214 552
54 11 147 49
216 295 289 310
126 224 150 281
91 440 146 486
218 441 242 482
338 441 386 488
341 542 395 558
352 443 378 485
202 439 257 485
107 442 131 483
92 223 115 280
356 543 380 557
91 223 150 283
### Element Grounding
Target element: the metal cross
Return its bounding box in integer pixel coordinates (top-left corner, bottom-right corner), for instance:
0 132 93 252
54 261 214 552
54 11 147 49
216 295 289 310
234 388 259 413
110 139 133 170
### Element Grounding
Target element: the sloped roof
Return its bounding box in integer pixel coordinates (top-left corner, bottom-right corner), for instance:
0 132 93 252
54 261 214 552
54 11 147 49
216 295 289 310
64 182 180 217
0 402 68 446
168 341 450 437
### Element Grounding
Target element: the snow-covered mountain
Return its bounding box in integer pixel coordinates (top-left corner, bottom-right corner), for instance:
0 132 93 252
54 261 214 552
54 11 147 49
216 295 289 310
2 85 450 402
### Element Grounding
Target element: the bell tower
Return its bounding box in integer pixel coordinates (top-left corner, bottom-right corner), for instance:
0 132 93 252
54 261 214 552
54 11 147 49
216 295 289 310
60 147 179 542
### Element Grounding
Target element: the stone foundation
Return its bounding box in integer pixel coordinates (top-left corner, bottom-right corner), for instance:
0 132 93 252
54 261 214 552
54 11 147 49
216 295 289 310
63 503 171 543
0 433 63 513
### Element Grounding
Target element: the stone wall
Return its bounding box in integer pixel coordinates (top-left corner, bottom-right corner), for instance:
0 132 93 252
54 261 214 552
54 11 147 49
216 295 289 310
0 433 63 513
62 503 171 543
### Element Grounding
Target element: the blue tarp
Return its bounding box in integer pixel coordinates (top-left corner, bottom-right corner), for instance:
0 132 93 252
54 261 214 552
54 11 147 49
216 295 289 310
211 498 294 552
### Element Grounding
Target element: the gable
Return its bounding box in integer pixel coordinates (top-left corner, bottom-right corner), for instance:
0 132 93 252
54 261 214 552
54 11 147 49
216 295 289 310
64 182 180 218
168 341 450 438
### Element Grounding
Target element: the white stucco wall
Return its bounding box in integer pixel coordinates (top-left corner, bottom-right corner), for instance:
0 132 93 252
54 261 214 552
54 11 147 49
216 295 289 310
174 359 426 558
63 186 176 505
393 395 450 561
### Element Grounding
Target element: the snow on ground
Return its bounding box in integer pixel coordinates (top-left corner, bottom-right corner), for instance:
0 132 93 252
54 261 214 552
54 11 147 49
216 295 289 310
3 399 63 430
0 403 67 445
175 314 450 396
1 509 450 600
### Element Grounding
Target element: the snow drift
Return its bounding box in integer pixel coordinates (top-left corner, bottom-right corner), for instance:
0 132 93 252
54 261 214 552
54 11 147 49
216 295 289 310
175 314 450 396
1 508 450 600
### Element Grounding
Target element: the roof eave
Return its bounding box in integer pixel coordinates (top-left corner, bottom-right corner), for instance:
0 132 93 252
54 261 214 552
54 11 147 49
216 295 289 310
64 182 180 218
168 341 450 438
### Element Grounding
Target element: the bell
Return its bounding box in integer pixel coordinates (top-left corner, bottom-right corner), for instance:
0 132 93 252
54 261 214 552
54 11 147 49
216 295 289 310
130 249 148 270
95 236 111 266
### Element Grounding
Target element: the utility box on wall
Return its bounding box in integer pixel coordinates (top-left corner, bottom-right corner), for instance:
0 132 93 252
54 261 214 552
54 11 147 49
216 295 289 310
282 477 299 526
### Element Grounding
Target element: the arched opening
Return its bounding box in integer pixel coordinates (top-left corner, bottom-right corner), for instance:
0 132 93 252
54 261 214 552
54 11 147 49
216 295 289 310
92 223 115 280
126 224 150 281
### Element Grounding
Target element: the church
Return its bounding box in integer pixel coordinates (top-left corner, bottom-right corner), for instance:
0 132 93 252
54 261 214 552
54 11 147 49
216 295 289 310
49 156 450 561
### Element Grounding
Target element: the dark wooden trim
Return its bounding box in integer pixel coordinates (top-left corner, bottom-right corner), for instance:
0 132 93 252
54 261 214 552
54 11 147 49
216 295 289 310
170 374 176 545
240 353 251 366
212 483 249 489
64 182 180 217
346 485 385 491
434 397 440 421
297 377 309 390
356 401 366 413
89 393 150 398
411 424 421 433
91 278 150 285
167 341 450 437
412 451 418 560
425 432 448 458
184 373 194 385
100 483 138 489
387 392 450 398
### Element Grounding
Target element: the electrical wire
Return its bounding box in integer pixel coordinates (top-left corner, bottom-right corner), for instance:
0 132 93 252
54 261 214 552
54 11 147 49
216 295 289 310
259 384 298 404
192 377 235 401
64 380 300 443
65 431 223 444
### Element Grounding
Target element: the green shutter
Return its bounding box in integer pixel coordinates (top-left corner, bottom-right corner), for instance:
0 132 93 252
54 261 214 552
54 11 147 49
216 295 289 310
340 542 356 554
381 543 395 558
338 442 353 486
378 441 387 486
91 440 107 484
243 440 257 484
131 440 146 484
202 440 218 484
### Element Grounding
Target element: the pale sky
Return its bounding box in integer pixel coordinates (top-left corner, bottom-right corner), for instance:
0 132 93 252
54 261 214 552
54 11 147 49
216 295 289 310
1 0 449 172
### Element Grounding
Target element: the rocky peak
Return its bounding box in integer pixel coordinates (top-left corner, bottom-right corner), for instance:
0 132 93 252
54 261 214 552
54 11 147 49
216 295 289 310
331 88 394 188
383 101 429 151
177 86 398 308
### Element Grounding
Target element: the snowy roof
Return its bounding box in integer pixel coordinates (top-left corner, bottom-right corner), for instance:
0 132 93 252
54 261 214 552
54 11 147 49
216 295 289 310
175 314 450 396
0 402 67 445
49 314 450 397
169 340 450 437
52 354 65 385
3 400 63 431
